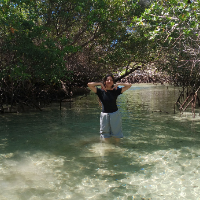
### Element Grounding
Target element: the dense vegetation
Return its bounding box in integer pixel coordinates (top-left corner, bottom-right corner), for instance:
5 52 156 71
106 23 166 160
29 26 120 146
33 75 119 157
0 0 199 112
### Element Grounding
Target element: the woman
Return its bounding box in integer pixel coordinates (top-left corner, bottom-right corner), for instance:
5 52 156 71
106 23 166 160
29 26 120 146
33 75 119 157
87 74 131 143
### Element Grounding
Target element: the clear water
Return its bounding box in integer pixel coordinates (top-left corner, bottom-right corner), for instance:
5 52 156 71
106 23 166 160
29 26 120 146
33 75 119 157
1 84 200 200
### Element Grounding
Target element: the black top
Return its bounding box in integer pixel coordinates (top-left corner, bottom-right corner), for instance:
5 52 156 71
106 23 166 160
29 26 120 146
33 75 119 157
96 87 122 113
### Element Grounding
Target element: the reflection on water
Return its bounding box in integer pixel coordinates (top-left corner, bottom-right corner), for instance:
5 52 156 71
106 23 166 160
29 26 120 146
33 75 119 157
1 84 200 199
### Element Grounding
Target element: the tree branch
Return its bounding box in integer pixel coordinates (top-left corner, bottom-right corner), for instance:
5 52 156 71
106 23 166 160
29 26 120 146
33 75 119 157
115 65 142 82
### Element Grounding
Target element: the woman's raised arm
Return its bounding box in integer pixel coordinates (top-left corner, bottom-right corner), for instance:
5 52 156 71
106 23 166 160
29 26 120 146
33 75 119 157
114 83 132 93
87 82 105 93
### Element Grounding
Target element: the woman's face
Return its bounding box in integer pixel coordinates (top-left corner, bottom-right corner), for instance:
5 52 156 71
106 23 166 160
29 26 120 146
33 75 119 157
105 76 114 87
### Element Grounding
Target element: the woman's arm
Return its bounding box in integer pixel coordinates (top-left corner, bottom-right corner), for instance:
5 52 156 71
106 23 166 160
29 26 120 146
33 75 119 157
87 82 105 93
114 82 132 93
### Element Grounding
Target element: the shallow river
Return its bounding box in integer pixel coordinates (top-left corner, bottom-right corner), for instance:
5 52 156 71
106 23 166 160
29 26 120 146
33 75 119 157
1 84 200 200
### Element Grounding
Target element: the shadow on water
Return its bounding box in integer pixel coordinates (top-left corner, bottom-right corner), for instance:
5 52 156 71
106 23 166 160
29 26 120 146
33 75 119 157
1 84 200 199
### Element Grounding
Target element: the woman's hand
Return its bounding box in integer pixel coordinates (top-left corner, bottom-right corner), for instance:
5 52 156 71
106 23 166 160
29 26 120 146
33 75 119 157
101 83 107 92
112 83 119 90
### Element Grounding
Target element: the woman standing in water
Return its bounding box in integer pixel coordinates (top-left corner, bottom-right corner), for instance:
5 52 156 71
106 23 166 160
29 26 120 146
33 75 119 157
87 74 131 143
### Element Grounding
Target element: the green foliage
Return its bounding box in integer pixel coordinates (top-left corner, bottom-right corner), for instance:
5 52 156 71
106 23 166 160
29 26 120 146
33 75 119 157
2 0 198 91
132 0 200 88
1 0 148 88
0 0 72 85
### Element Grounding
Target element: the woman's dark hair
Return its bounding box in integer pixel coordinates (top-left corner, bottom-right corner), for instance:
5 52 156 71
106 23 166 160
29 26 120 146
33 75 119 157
102 74 115 87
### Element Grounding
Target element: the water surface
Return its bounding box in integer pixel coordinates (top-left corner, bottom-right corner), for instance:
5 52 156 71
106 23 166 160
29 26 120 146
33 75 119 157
1 84 200 200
